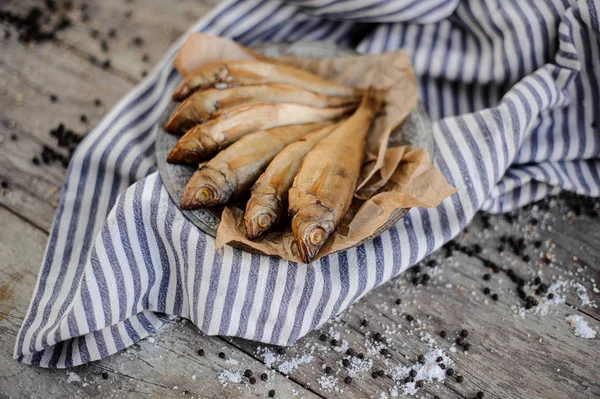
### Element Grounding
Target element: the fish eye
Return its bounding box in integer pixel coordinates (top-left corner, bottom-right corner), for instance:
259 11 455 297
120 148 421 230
309 227 325 245
196 187 213 201
257 213 272 228
182 151 199 163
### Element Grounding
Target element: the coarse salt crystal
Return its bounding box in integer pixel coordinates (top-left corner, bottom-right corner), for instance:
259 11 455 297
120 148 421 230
566 315 596 339
218 370 243 385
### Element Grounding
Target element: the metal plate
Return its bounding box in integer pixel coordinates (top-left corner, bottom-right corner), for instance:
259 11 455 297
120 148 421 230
156 41 434 247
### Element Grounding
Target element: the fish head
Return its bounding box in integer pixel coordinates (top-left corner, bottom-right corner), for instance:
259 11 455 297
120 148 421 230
244 195 284 239
164 102 202 134
167 136 205 164
291 205 335 263
172 64 230 101
180 166 232 209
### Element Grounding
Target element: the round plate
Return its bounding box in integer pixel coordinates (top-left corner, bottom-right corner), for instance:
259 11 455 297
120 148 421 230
156 41 434 245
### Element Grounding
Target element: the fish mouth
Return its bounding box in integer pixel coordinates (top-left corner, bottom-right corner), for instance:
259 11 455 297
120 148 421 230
167 147 202 164
172 83 190 102
292 218 332 263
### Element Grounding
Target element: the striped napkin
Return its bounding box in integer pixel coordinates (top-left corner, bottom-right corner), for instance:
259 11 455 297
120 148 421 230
15 0 600 367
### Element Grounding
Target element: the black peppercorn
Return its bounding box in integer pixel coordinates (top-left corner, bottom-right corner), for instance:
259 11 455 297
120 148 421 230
373 332 383 341
94 98 102 107
491 293 499 301
361 319 369 327
477 391 485 398
319 333 327 341
344 376 352 384
380 348 390 357
244 369 252 378
395 298 402 305
218 352 225 359
249 377 256 384
378 369 385 377
436 356 443 362
409 369 417 378
404 376 413 384
371 370 378 378
197 349 204 356
446 368 454 376
463 343 471 351
261 373 268 381
357 353 365 360
440 330 447 338
522 255 530 262
80 114 88 123
331 339 339 346
325 366 333 375
456 337 465 346
102 372 108 379
460 329 469 337
439 363 446 370
342 358 350 367
346 348 355 357
456 375 464 383
483 287 491 295
268 390 275 397
547 293 554 299
416 380 424 388
417 354 424 363
483 273 491 281
406 314 414 322
277 347 286 355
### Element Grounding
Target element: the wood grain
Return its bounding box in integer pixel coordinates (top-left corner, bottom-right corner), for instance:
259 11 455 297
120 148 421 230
1 0 599 398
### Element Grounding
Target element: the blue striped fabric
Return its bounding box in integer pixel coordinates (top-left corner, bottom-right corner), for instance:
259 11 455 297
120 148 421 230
15 0 600 367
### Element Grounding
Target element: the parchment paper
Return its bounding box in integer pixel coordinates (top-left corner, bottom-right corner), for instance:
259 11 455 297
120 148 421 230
173 33 456 263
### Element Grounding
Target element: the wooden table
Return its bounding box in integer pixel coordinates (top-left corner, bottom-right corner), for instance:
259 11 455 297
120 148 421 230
1 1 599 398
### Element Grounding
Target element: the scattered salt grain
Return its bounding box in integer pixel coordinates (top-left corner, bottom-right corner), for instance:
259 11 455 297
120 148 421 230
388 349 451 396
146 336 156 344
278 354 313 374
347 355 373 377
317 375 340 392
332 339 350 353
574 283 597 308
257 347 280 369
566 315 596 339
66 371 81 383
218 369 243 385
226 358 239 366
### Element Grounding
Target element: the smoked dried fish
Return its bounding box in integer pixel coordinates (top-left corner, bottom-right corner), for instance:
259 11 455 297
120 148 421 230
180 123 326 209
172 60 363 101
164 84 357 134
288 89 382 263
167 102 353 164
244 124 339 239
